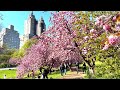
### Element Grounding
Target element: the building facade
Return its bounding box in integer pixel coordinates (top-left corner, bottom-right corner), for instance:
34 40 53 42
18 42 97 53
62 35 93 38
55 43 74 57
0 25 20 49
23 11 46 43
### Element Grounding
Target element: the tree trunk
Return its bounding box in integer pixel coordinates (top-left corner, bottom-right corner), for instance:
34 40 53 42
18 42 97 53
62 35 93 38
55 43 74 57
92 66 95 75
65 21 95 74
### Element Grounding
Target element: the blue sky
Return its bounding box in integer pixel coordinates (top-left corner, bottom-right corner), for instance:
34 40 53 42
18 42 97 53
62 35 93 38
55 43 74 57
0 11 52 35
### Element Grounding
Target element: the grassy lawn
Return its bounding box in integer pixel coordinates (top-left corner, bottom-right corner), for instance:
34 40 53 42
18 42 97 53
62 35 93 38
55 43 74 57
0 69 16 79
0 69 72 79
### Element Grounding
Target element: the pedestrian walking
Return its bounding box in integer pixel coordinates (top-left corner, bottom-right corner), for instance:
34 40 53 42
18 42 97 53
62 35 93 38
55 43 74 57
42 68 49 79
38 74 41 79
64 63 67 75
60 63 65 76
83 62 87 73
31 70 35 79
39 67 43 74
76 61 80 74
68 62 72 71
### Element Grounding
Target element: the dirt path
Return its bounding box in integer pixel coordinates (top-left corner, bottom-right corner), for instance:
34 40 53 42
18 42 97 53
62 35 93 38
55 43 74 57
59 71 85 79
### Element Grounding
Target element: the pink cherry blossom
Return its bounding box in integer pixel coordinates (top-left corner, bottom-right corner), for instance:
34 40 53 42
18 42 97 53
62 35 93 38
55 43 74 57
103 24 111 31
14 11 82 78
116 24 120 31
108 35 118 45
102 44 109 50
113 16 116 21
90 29 97 34
83 36 89 41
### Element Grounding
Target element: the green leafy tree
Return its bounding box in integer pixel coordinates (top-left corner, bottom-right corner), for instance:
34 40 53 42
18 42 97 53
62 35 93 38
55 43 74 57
0 46 16 68
11 36 38 59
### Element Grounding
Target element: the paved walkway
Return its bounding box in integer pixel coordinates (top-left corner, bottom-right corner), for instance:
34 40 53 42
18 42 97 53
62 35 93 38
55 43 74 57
59 71 85 79
0 67 16 70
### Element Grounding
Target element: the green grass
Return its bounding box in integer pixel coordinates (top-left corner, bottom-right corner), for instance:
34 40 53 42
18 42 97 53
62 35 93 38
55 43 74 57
0 69 16 79
0 65 86 79
0 69 71 79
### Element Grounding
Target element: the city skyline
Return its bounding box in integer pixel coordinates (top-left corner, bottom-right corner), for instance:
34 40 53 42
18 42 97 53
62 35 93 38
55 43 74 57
0 11 52 36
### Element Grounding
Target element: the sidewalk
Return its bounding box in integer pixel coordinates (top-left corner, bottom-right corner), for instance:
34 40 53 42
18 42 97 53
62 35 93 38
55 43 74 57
0 67 16 70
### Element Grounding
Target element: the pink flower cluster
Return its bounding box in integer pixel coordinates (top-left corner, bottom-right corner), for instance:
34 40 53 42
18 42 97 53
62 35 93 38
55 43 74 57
95 15 113 32
83 36 89 41
102 34 120 50
103 24 111 31
113 16 117 21
108 35 118 45
95 15 106 27
102 44 109 50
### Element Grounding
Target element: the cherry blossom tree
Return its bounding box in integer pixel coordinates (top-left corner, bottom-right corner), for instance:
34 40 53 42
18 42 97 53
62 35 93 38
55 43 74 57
10 11 120 78
15 11 83 78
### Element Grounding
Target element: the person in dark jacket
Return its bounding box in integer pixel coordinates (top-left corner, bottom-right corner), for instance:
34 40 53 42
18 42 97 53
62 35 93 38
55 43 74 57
83 62 86 73
64 63 67 75
76 61 80 74
27 73 30 78
31 70 35 79
48 66 52 74
39 67 43 74
60 63 65 76
68 62 72 71
38 74 41 79
42 68 49 79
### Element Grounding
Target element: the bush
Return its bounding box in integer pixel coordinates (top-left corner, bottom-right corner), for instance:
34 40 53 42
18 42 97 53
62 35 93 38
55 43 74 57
0 63 16 68
88 47 120 79
0 54 17 68
0 47 16 68
0 55 11 63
